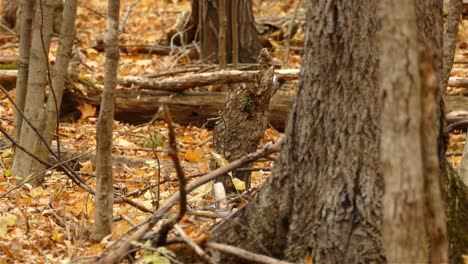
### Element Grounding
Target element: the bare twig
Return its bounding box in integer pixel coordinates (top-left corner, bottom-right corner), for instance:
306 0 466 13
174 224 216 264
97 137 283 263
205 242 293 264
284 0 301 67
155 107 188 246
118 0 141 32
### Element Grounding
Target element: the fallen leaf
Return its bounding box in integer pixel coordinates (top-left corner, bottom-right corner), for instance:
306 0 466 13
76 104 96 120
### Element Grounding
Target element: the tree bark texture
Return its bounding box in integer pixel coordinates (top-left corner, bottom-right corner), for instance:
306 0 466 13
442 0 463 91
90 0 120 242
190 0 263 63
13 0 33 142
30 0 78 183
212 48 275 193
12 0 54 185
210 1 384 263
379 1 446 262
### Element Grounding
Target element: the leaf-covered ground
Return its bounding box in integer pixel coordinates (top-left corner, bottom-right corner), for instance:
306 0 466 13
0 0 467 263
0 0 298 262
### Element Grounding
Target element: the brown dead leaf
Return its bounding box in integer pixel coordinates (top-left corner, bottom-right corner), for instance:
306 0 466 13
76 103 96 120
185 147 205 163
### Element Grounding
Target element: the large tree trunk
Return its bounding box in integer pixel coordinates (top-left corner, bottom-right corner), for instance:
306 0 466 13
187 0 264 63
379 0 447 262
210 1 384 262
208 0 458 263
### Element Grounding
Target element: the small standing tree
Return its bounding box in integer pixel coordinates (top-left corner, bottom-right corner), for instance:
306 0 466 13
11 0 77 186
90 0 121 242
12 0 56 185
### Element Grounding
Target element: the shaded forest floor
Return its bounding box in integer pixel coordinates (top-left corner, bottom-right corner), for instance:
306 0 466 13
0 0 467 262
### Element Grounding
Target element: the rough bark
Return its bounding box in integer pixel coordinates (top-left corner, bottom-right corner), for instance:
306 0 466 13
90 0 120 242
12 0 54 185
212 48 275 193
445 165 468 264
211 1 384 263
12 0 33 142
189 0 264 63
442 0 463 90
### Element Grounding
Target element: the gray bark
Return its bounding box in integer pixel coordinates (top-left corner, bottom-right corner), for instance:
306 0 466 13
13 0 33 142
379 1 430 261
90 0 120 242
31 0 78 182
211 1 384 262
442 0 463 91
12 0 54 185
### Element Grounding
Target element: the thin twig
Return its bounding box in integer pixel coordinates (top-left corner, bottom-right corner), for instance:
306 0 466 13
284 0 301 68
205 242 293 264
155 106 188 245
118 0 141 32
96 137 283 264
174 224 216 264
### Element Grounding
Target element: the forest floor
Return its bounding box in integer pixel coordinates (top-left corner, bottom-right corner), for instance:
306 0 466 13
0 0 466 263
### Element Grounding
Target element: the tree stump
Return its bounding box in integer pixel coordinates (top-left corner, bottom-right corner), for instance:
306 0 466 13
212 48 276 193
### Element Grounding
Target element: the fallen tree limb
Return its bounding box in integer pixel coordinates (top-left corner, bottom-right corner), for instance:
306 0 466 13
4 69 468 128
117 69 300 92
62 85 292 130
96 137 283 264
448 77 468 88
205 242 294 264
445 95 468 123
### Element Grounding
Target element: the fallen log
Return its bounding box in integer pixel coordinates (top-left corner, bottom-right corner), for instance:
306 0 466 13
118 69 301 92
3 69 468 128
448 77 468 88
446 95 468 123
62 84 293 131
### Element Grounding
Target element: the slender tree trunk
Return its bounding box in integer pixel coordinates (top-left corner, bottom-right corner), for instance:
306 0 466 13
31 0 78 179
90 0 120 242
210 1 384 262
12 0 54 185
13 0 33 142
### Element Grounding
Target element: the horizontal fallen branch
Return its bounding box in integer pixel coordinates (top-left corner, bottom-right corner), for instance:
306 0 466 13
3 69 468 128
448 77 468 88
96 138 283 263
62 85 292 130
118 69 301 92
205 242 294 264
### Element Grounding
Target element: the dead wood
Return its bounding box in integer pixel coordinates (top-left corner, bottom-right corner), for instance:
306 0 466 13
448 77 468 88
62 82 292 131
117 69 300 91
212 48 276 192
